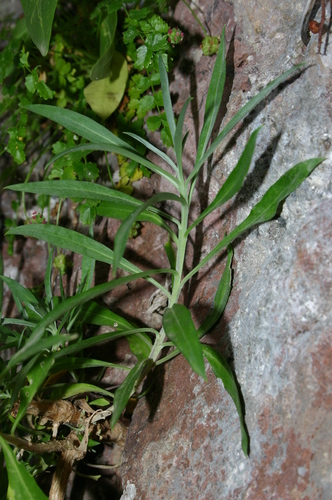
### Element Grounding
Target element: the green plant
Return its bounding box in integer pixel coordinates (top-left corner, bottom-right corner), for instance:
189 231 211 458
0 244 132 498
1 28 324 498
0 1 186 204
181 0 221 56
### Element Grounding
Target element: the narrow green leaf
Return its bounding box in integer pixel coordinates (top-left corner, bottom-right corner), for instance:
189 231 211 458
7 335 76 391
90 12 117 80
7 180 168 228
10 354 40 408
50 383 114 400
158 54 176 143
79 301 134 332
196 28 226 164
193 64 306 175
184 157 324 284
44 247 54 305
80 226 95 292
187 128 261 234
24 104 135 151
163 304 206 379
54 328 158 361
51 357 130 373
164 238 176 271
0 435 48 500
0 448 8 498
0 276 39 307
6 222 174 302
127 333 152 361
0 276 46 321
111 358 154 428
21 0 57 56
197 245 233 338
125 131 178 173
89 398 109 407
203 345 249 456
1 318 36 328
174 98 192 176
6 224 141 276
6 180 164 227
113 192 183 274
12 352 55 432
96 200 171 231
44 142 180 188
6 224 175 293
0 270 173 380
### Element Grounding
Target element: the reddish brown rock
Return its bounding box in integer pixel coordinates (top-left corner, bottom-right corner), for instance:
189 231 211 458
120 0 332 498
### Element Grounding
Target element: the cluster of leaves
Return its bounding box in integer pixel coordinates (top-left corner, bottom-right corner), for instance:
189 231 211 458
0 242 133 498
0 24 323 497
122 7 183 147
123 8 176 146
0 5 90 171
0 0 189 211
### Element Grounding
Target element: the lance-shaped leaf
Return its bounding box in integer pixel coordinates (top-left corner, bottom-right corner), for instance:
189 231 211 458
195 28 226 166
0 269 173 381
187 128 261 234
81 253 95 294
164 237 176 271
125 131 178 173
6 224 143 277
184 157 324 284
197 245 233 339
8 180 168 228
203 345 249 456
12 352 55 432
44 143 180 188
50 383 114 401
111 358 154 428
10 354 40 408
192 64 306 175
21 0 57 56
174 98 192 178
126 332 152 361
9 336 75 405
113 192 183 274
163 304 206 379
0 276 40 315
0 435 48 500
44 246 54 305
24 104 135 151
79 301 134 332
158 54 176 143
0 276 47 326
54 328 159 361
51 357 130 373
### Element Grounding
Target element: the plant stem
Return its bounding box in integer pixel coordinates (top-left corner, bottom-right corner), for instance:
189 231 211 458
150 194 189 363
170 202 189 305
181 0 208 37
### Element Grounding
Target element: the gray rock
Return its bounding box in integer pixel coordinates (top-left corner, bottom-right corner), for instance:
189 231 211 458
120 0 332 498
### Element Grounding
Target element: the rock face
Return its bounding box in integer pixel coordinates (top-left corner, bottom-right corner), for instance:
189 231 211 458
1 0 331 498
120 0 332 498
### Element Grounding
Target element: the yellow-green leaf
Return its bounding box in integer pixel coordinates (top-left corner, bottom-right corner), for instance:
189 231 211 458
84 51 128 119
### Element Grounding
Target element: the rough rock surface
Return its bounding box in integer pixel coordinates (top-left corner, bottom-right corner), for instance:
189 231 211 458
1 0 331 499
120 0 332 499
